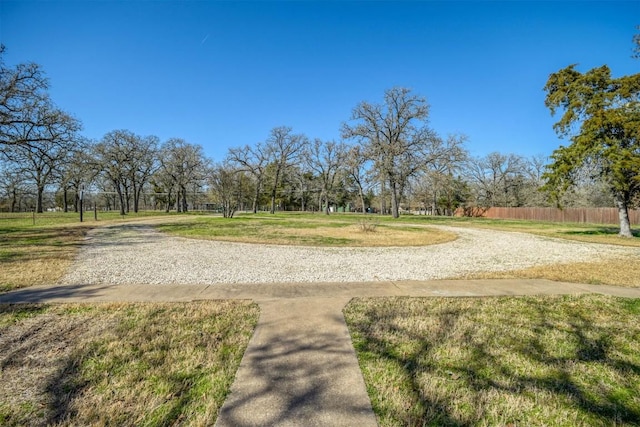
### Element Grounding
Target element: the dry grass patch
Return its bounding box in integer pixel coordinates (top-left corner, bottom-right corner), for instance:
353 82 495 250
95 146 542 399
464 254 640 288
344 295 640 427
0 226 89 292
0 300 259 426
427 218 640 247
257 224 456 247
158 216 457 247
0 214 192 292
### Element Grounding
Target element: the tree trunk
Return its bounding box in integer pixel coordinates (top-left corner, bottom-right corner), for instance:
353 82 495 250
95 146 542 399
380 179 386 215
252 184 260 214
133 184 140 213
113 181 126 216
181 186 188 212
356 183 365 214
614 192 633 238
164 189 172 213
323 190 330 215
270 191 276 214
63 188 69 213
123 186 130 213
36 185 45 213
11 188 17 212
116 185 126 216
390 180 400 218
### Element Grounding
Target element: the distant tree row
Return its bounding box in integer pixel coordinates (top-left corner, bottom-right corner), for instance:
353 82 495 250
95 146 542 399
1 41 637 236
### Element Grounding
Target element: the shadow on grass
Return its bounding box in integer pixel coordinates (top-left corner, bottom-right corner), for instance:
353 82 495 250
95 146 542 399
44 348 213 426
0 302 257 426
0 226 88 265
346 296 640 426
563 227 639 237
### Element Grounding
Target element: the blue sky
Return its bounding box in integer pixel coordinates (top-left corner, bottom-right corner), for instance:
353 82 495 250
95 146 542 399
2 1 638 161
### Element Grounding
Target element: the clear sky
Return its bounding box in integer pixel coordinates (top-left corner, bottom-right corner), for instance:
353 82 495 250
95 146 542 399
2 1 638 161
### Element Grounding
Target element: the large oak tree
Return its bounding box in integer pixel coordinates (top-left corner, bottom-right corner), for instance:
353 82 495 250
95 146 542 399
342 87 441 218
543 65 640 237
264 126 307 214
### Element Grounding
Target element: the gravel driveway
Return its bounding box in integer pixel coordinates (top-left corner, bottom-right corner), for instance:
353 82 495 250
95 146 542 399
61 223 634 285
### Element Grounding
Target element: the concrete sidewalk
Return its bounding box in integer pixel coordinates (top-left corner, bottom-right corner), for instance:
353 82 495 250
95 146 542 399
2 279 640 426
3 279 640 304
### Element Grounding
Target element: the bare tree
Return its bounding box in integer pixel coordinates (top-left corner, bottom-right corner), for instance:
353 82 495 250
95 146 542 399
94 130 134 215
465 152 529 207
264 126 307 214
2 127 80 213
127 135 158 213
57 138 95 212
156 138 208 212
342 87 439 218
209 163 244 218
94 130 157 214
291 168 315 212
303 139 348 214
227 142 269 213
344 145 372 213
0 158 30 211
419 134 469 214
519 154 549 207
0 46 80 152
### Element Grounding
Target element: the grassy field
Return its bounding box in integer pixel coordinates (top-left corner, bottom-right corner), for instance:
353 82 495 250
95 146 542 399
0 300 259 427
158 212 640 247
156 214 457 247
0 223 89 292
344 294 640 427
1 212 639 426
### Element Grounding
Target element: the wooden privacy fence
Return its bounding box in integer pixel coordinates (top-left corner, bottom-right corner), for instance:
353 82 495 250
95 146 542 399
455 207 640 225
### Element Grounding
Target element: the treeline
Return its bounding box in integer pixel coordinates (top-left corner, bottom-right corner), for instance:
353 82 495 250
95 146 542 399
0 49 616 217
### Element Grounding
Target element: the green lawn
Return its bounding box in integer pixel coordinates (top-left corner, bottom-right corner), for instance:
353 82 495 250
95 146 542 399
156 213 456 247
345 294 640 426
0 301 259 427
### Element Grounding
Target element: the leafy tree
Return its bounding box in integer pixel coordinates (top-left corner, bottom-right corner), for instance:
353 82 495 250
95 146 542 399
543 64 640 237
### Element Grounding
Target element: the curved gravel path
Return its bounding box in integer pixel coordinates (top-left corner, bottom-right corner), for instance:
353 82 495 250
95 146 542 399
60 223 637 286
